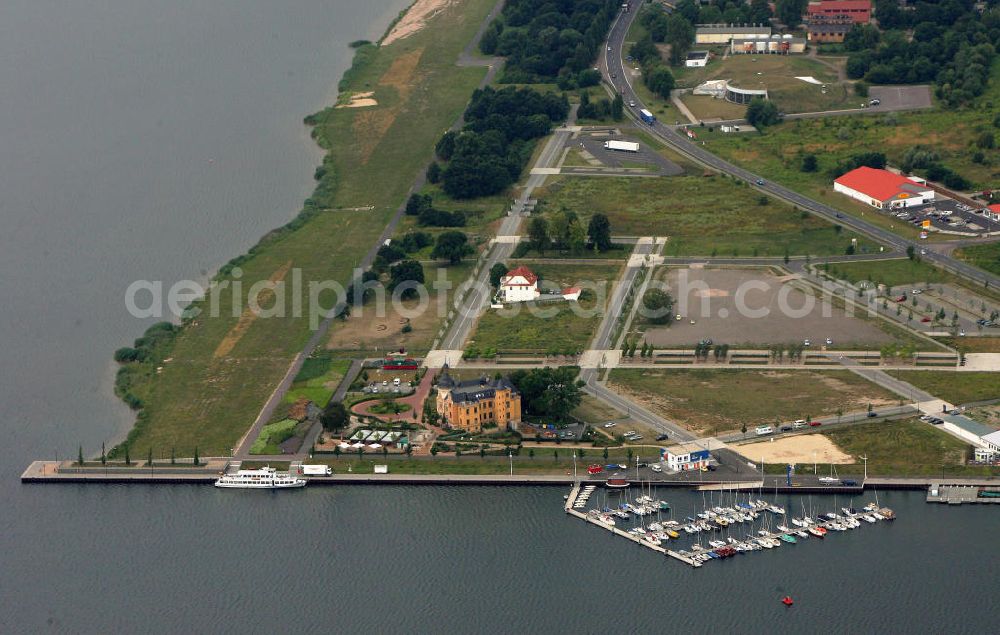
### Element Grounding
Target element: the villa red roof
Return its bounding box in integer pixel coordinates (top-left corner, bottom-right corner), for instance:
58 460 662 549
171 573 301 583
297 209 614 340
835 167 928 202
503 266 538 284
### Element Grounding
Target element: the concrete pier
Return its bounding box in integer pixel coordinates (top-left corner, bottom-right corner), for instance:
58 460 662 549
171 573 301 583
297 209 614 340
926 483 1000 504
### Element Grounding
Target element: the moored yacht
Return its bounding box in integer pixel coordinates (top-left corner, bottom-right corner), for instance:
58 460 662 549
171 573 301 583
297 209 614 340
214 467 306 489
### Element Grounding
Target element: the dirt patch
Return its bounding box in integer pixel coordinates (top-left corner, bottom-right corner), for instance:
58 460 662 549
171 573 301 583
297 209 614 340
213 261 293 359
736 434 853 464
351 48 424 165
337 91 378 108
382 0 457 46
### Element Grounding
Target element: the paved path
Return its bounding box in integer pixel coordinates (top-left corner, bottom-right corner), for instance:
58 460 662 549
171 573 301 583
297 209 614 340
435 106 580 352
350 370 434 423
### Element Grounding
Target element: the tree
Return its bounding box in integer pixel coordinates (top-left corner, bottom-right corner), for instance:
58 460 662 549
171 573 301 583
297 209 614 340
489 262 509 288
321 401 349 431
509 368 583 420
77 445 84 466
124 444 131 465
801 154 818 173
426 162 442 184
775 0 807 28
603 447 609 460
193 446 199 465
431 445 439 457
906 245 916 261
101 443 107 466
147 447 153 467
431 231 473 264
645 65 676 99
611 94 624 121
405 193 433 217
529 448 535 459
587 213 612 252
389 260 425 298
665 15 694 66
748 0 773 23
741 422 748 437
528 217 549 253
745 98 780 128
642 289 675 324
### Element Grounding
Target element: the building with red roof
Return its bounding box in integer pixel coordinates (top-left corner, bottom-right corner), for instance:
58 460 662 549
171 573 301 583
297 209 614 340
499 266 540 303
807 1 871 24
834 167 934 209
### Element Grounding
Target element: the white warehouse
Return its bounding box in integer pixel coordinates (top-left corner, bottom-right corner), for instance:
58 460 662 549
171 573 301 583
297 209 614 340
834 166 934 210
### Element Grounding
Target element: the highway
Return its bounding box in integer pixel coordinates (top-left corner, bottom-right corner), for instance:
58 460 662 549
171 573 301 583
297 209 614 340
602 3 1000 291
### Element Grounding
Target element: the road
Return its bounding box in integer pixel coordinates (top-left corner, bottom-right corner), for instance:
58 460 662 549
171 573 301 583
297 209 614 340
603 5 1000 291
437 107 580 351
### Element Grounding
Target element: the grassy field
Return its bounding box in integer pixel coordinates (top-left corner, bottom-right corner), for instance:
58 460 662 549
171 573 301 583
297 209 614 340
704 60 1000 197
282 354 350 407
825 258 954 288
534 175 877 256
935 337 1000 353
885 370 1000 405
608 369 900 436
820 418 996 477
110 0 499 457
678 55 855 120
955 242 1000 278
468 263 618 353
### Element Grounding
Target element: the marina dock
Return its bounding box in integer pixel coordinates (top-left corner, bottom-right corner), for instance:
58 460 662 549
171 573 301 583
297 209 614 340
926 483 1000 504
563 482 895 568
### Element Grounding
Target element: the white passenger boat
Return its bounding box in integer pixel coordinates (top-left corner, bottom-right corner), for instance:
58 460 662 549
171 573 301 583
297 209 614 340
214 467 306 489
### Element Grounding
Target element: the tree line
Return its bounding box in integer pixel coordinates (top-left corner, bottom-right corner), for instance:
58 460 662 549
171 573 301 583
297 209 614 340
845 1 999 107
432 86 569 199
480 0 620 87
521 211 614 255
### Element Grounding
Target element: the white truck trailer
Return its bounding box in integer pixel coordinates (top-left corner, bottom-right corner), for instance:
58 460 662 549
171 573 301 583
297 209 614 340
603 140 640 153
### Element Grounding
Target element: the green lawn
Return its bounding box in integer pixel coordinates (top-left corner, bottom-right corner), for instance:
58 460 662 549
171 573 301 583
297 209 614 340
250 419 300 455
703 60 1000 198
935 337 1000 353
283 354 350 407
824 258 954 288
608 369 900 436
885 370 1000 405
535 175 876 256
821 418 995 477
955 242 1000 278
110 0 500 457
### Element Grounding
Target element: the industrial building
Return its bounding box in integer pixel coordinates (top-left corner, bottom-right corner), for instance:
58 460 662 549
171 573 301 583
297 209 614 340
435 368 521 433
806 0 872 24
693 79 769 104
685 51 709 67
730 35 806 55
834 166 935 209
695 24 771 44
805 14 854 43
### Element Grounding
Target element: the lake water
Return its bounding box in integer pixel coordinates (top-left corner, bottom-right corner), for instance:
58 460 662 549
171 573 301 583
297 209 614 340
0 1 997 632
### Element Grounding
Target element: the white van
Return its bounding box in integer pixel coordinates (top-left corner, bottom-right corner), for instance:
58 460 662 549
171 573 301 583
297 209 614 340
792 420 808 429
393 377 401 386
755 425 773 436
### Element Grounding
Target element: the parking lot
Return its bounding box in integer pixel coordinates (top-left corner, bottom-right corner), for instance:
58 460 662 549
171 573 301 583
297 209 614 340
887 198 1000 236
564 130 684 176
868 85 933 111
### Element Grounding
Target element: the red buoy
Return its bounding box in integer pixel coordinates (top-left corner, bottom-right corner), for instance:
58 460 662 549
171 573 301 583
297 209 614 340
782 596 794 606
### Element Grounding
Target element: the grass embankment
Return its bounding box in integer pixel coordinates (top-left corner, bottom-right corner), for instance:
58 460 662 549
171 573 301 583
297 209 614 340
822 418 996 477
467 262 620 354
936 337 1000 353
825 258 954 288
679 55 855 120
535 175 875 256
703 61 1000 241
608 369 900 436
250 419 300 455
110 0 499 457
955 243 1000 278
885 370 1000 405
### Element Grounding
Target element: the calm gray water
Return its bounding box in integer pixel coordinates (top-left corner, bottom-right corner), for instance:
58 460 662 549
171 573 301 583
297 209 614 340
1 1 997 633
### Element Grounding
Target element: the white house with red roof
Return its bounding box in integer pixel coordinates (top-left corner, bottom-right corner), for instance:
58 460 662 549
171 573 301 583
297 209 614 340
833 166 934 210
499 266 540 303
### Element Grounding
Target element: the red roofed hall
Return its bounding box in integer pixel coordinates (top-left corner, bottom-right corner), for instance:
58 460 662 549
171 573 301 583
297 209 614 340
807 1 871 23
834 166 934 209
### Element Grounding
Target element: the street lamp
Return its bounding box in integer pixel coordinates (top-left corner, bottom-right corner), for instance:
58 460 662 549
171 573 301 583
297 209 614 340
508 449 513 476
859 454 868 483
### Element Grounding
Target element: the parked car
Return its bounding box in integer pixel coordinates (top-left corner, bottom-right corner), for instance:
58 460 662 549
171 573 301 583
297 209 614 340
809 421 822 427
603 422 617 428
780 425 792 432
841 479 858 486
867 411 878 418
656 433 669 441
755 179 765 186
650 464 662 473
793 420 808 429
